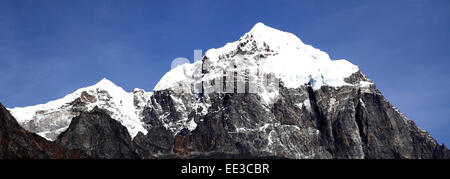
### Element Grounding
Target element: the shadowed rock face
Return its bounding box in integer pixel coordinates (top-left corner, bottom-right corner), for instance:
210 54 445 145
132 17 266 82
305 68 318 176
134 71 449 159
0 102 88 159
55 107 139 159
1 73 448 159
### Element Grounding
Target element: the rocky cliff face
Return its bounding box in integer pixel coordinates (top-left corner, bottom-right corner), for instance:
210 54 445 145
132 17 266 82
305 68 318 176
133 72 448 159
55 107 139 159
7 78 149 141
3 23 448 159
132 23 449 159
0 102 88 159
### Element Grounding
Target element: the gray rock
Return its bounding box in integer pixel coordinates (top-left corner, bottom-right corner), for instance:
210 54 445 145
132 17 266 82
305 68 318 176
134 71 449 159
0 102 88 159
55 107 139 159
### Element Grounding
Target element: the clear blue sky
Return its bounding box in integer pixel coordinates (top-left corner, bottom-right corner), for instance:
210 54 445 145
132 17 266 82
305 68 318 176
0 0 449 145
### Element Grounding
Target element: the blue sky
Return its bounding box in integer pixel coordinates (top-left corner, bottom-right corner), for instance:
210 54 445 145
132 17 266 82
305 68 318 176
0 0 449 145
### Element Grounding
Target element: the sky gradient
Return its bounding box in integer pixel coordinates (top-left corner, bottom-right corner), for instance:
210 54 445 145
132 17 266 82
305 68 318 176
0 0 449 145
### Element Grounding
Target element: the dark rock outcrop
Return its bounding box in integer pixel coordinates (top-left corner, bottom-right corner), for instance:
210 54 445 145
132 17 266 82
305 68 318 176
0 102 88 159
135 71 449 159
55 107 139 159
2 75 448 159
4 23 448 159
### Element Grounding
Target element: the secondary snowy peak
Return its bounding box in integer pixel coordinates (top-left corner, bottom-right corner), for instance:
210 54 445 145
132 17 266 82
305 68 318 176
154 22 369 102
7 23 371 141
93 78 120 89
10 78 121 123
8 78 150 140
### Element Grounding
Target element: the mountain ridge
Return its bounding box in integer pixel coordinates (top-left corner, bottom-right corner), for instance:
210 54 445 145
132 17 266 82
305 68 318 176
2 23 448 159
0 102 89 159
8 77 150 140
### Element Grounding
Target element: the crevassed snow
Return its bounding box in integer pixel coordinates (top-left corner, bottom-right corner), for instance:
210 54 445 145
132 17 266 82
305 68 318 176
154 22 362 105
8 78 148 140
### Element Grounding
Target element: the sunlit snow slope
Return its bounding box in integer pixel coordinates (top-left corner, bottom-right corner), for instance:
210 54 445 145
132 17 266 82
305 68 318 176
154 22 369 104
8 22 371 141
8 78 150 140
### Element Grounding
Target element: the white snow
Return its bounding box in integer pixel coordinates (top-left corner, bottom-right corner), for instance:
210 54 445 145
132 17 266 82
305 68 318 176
8 22 369 141
8 78 148 140
359 81 373 88
328 98 337 113
297 100 311 111
153 22 363 105
295 102 303 109
359 98 366 108
186 119 197 131
154 62 200 92
246 23 360 89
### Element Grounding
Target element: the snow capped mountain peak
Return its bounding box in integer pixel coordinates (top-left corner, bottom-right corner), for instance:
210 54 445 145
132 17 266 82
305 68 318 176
247 22 305 50
249 22 270 31
248 22 281 36
248 22 292 38
8 78 149 140
8 23 371 142
203 22 307 61
86 78 131 98
155 22 368 102
93 77 117 88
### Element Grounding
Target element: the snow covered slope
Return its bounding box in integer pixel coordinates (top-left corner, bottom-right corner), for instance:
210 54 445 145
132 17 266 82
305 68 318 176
154 22 367 104
5 22 447 159
8 78 150 140
8 22 370 141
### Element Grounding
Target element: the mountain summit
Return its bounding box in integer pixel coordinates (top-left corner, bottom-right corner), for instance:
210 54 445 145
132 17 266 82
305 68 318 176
8 78 150 140
155 22 365 104
5 23 448 159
